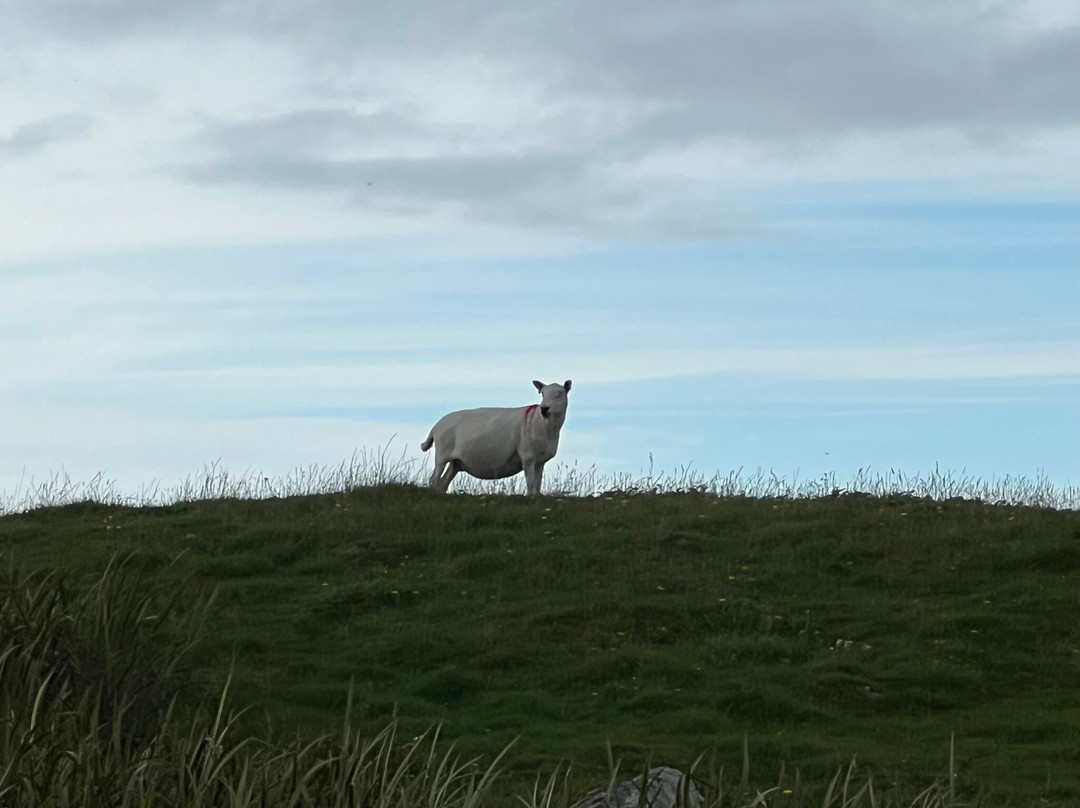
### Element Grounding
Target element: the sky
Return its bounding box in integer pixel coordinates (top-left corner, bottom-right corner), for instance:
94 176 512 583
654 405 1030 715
2 0 1078 505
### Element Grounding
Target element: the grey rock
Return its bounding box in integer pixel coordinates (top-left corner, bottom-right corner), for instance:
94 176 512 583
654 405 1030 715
572 767 702 808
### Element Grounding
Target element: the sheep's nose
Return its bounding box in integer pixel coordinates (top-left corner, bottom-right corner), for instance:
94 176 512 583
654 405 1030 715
540 406 551 416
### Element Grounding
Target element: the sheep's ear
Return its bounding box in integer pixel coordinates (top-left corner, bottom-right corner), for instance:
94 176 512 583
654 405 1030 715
533 380 544 392
563 380 572 393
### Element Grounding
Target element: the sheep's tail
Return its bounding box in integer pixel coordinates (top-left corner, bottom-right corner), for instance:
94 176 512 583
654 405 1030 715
420 433 434 452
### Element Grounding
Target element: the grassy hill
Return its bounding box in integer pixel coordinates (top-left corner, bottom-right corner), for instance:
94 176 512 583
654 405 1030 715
1 483 1077 805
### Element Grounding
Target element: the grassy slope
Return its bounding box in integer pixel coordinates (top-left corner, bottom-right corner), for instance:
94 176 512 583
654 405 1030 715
1 486 1077 804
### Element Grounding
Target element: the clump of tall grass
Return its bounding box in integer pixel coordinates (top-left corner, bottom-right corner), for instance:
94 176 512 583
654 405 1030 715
0 558 508 808
4 444 1076 515
0 557 210 805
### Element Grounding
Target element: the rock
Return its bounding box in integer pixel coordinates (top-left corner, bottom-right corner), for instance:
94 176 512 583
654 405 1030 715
572 767 702 808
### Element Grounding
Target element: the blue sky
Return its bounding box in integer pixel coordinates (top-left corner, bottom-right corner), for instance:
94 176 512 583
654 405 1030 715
2 1 1077 503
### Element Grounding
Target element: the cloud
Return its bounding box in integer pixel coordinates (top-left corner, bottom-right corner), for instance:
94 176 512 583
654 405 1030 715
28 344 1079 415
0 113 93 157
128 0 1075 238
13 1 1079 137
4 0 1078 250
564 3 1080 141
177 110 761 239
181 149 586 203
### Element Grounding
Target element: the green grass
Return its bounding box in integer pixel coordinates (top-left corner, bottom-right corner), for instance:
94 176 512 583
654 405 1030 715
1 481 1077 805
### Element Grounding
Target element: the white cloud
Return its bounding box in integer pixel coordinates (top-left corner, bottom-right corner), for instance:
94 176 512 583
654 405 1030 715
144 342 1080 391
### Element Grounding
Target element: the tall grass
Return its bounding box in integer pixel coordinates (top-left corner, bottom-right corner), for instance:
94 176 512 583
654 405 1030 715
2 444 417 514
3 445 1077 515
0 561 1009 807
0 558 508 808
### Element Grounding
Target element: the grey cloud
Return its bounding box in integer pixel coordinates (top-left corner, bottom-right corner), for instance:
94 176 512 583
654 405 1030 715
78 0 1074 239
10 0 512 49
11 0 240 40
104 83 160 111
178 107 747 239
194 108 440 156
564 3 1080 141
0 113 94 157
180 140 759 241
11 1 1078 137
181 147 589 208
995 27 1080 122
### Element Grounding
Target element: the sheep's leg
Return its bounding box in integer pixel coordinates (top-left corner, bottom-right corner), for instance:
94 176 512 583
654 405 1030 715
524 462 543 496
429 453 448 488
436 460 459 493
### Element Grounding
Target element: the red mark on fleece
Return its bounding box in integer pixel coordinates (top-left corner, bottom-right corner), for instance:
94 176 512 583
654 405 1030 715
524 404 538 419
